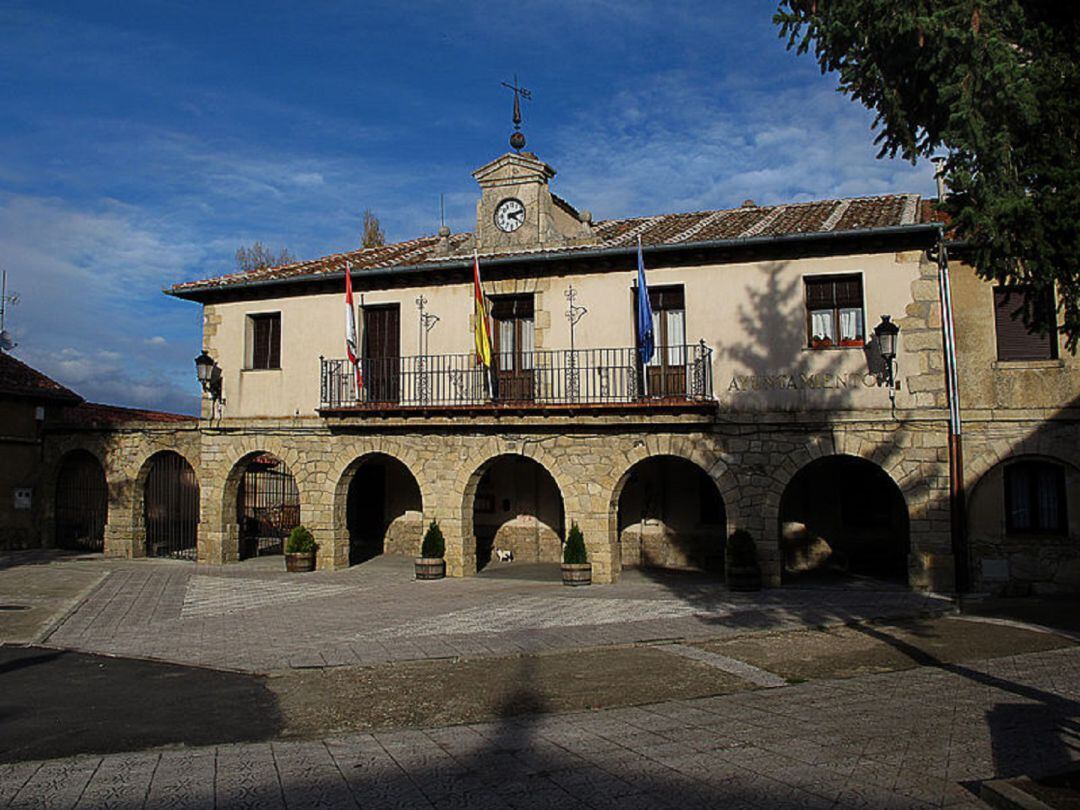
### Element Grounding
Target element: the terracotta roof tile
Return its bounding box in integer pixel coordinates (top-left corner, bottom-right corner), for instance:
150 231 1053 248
171 194 926 295
56 402 196 427
0 352 82 403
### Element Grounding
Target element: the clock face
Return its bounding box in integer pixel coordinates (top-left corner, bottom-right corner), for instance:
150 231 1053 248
494 198 526 233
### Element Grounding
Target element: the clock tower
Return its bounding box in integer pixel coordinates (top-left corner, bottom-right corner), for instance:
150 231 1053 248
472 151 598 253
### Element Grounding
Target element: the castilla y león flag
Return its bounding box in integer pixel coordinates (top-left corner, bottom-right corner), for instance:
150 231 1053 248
472 251 493 368
344 264 362 393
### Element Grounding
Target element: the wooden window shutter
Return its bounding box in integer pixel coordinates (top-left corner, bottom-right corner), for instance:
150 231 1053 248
994 287 1056 361
804 278 833 309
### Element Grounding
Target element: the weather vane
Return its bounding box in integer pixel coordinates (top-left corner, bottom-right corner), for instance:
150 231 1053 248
501 75 532 152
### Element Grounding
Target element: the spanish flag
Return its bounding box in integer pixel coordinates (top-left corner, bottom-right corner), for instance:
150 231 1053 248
472 251 493 368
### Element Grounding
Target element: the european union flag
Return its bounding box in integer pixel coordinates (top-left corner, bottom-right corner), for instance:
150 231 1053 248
635 236 655 367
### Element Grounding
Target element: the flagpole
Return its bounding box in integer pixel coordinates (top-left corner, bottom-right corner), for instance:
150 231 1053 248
637 236 651 399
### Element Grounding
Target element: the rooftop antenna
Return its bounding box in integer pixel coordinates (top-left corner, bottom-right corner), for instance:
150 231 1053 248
500 74 532 152
0 270 18 351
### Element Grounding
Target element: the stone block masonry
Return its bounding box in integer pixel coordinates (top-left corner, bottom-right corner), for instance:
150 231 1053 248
42 411 956 589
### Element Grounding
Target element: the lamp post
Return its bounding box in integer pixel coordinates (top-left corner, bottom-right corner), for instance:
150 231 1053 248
874 315 900 413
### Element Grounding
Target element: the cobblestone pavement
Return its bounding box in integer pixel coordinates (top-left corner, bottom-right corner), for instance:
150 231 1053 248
42 556 951 673
5 646 1080 808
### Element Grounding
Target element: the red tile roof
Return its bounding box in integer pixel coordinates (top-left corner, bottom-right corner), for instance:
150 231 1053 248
170 193 926 296
0 351 82 404
56 402 197 427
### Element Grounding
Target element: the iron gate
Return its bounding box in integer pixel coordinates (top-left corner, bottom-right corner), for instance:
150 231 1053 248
237 454 300 558
55 451 108 551
144 452 199 560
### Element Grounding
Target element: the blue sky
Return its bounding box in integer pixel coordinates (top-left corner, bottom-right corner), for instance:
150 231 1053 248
0 1 936 414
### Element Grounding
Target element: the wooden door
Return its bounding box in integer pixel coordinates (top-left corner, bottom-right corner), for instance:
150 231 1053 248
363 304 400 403
636 286 686 398
491 295 534 402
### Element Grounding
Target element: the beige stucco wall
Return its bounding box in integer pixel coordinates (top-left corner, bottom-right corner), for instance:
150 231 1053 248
202 249 931 419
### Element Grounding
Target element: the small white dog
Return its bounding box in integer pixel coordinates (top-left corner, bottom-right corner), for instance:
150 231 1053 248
493 548 514 563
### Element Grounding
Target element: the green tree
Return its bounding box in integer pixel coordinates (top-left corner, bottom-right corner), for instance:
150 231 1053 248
775 2 1080 346
361 209 386 248
235 241 295 272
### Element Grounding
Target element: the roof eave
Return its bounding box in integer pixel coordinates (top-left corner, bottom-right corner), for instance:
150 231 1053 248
167 223 941 303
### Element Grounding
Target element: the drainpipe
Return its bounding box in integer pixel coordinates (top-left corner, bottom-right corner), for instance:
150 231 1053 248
934 225 969 593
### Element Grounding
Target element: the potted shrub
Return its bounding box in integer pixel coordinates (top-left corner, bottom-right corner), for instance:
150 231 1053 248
284 525 317 573
415 519 446 580
725 529 762 591
561 522 591 586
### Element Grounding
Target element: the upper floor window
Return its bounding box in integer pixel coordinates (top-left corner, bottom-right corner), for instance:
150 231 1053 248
246 312 281 370
1005 460 1067 534
994 286 1058 361
805 274 864 349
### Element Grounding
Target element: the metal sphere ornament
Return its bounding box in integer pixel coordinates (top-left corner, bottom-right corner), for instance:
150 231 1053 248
510 131 526 151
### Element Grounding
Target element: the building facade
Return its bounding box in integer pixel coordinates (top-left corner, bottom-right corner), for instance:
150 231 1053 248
31 149 1080 594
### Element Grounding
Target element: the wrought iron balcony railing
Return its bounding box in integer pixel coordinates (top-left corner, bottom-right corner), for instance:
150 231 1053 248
319 343 713 410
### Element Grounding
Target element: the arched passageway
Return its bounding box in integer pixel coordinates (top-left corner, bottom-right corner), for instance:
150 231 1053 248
143 451 200 560
470 455 564 571
343 454 422 564
779 455 909 583
55 450 108 551
233 453 300 559
616 455 726 574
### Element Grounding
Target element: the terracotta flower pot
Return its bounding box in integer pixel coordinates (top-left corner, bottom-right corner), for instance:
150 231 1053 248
285 551 316 573
415 557 446 580
561 562 592 586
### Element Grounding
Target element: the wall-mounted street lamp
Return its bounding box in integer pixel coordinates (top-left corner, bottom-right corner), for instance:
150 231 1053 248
874 315 900 412
194 349 224 411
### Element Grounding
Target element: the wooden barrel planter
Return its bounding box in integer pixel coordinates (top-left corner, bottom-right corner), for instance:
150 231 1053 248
285 552 316 573
561 563 592 587
726 565 762 592
415 557 446 580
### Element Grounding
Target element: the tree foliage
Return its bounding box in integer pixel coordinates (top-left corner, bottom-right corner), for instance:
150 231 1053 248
235 241 296 272
361 209 386 249
421 519 445 559
775 1 1080 347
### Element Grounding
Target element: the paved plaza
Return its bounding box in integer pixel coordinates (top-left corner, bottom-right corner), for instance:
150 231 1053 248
37 555 951 673
3 646 1079 808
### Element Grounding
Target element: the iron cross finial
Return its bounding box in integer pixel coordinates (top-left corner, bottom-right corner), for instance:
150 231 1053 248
500 75 532 151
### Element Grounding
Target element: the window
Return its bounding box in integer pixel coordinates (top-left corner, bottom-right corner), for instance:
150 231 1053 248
633 285 687 397
994 286 1058 361
246 313 281 370
1005 461 1067 534
805 275 864 349
490 295 535 401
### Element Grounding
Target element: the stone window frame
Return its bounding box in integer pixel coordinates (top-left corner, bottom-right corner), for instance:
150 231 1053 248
1004 459 1068 535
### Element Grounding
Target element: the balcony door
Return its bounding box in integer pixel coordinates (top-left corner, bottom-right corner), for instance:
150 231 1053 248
636 286 686 397
492 295 535 402
363 304 400 403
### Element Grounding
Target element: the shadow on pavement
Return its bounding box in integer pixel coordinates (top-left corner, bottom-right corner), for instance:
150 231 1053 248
851 619 1080 781
0 645 283 763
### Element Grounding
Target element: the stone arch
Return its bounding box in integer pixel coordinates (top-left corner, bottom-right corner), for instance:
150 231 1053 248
778 453 910 583
54 448 109 552
333 452 424 564
612 454 728 575
222 451 301 559
607 440 740 575
461 452 567 572
136 450 200 560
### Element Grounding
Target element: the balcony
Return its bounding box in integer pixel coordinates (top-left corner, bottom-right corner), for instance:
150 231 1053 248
318 343 715 414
